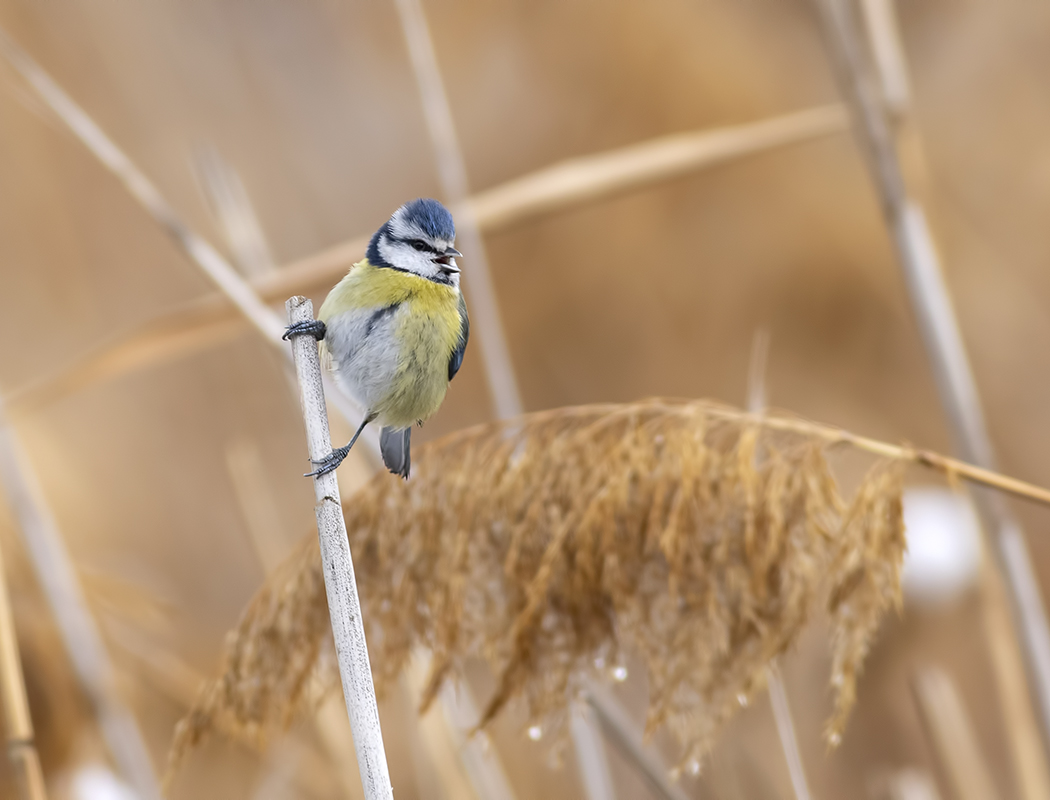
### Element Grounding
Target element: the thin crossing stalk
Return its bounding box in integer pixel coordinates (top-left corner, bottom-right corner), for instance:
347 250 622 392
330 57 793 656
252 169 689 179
0 28 283 345
391 2 620 795
853 6 1050 797
813 0 1050 783
912 668 1001 800
224 440 368 800
767 665 813 800
746 332 814 800
584 689 698 800
0 400 162 800
392 0 522 420
571 705 617 800
0 531 47 800
7 105 847 420
0 27 381 465
285 296 393 800
404 654 518 800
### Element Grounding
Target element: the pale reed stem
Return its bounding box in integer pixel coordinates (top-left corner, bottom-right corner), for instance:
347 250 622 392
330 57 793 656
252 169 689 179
912 667 1001 800
286 297 393 800
5 105 847 420
390 3 620 796
0 530 48 800
584 688 698 800
746 332 814 800
812 2 1050 787
393 0 522 421
0 399 161 800
0 25 381 465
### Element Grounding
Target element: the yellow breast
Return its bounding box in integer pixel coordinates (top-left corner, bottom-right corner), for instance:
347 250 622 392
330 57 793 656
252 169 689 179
318 259 461 427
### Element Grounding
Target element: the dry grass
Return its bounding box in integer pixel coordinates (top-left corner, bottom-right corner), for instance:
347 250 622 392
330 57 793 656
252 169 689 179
169 399 911 775
0 534 90 777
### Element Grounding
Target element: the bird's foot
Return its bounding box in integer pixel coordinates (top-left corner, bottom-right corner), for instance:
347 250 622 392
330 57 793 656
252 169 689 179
283 319 327 341
305 444 350 477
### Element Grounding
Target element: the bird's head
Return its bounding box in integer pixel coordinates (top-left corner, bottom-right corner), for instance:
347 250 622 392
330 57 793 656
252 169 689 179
366 198 462 285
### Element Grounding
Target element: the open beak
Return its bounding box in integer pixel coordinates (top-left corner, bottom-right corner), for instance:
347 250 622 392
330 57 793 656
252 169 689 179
433 246 462 272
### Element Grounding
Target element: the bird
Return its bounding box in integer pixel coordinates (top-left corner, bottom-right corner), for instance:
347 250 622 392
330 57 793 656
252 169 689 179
283 198 468 479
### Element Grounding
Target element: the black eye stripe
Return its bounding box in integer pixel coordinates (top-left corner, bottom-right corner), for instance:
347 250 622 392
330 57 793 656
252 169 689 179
408 239 435 252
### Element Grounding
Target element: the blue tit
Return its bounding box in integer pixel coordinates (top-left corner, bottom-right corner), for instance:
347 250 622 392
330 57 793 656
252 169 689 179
283 198 468 479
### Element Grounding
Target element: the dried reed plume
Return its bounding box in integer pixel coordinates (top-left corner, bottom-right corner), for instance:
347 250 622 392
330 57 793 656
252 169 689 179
171 399 922 774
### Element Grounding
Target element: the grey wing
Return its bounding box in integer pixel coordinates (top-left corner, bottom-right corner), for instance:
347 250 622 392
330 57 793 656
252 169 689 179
448 292 469 382
323 303 403 409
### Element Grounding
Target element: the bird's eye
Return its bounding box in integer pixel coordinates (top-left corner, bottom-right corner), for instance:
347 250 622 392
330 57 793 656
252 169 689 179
410 240 429 252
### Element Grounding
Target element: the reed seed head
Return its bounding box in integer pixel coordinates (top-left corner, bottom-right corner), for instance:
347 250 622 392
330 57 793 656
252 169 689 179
168 400 907 776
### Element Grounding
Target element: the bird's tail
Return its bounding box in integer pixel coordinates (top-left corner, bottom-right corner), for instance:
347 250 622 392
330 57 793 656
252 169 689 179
379 426 411 479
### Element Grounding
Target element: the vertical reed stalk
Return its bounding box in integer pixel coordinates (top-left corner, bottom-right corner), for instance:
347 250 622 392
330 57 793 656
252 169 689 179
0 534 48 800
571 706 617 800
812 0 1050 785
400 675 478 800
391 6 622 796
977 551 1050 800
584 689 696 800
912 667 1001 800
857 0 911 119
392 0 522 421
856 7 1050 791
434 681 518 800
404 654 518 800
0 400 162 800
746 332 815 800
224 439 368 800
285 296 393 800
767 665 813 800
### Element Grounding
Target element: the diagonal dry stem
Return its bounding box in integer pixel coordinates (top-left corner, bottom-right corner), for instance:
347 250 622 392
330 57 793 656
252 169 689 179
5 106 846 419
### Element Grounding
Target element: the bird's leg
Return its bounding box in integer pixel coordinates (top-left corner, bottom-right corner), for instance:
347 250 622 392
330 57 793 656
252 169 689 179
305 412 377 477
283 319 327 341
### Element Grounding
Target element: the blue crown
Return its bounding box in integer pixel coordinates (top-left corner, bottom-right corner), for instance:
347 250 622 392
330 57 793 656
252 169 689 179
401 198 455 241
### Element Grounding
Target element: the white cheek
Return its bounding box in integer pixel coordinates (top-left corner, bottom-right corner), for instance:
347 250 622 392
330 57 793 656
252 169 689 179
378 239 440 277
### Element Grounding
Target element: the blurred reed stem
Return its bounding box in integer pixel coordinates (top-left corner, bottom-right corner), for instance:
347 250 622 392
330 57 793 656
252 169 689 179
0 532 48 800
401 667 480 800
912 667 1001 800
0 24 381 469
393 0 521 419
105 620 339 800
404 654 518 800
683 404 1049 507
224 439 368 800
0 399 162 800
5 105 847 420
746 332 814 800
205 142 477 795
285 296 393 800
858 6 1050 797
812 2 1050 796
392 0 616 795
583 688 697 800
766 666 811 800
0 32 389 793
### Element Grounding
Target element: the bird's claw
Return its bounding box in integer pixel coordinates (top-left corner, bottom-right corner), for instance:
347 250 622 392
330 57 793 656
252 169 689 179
304 444 351 477
283 319 327 341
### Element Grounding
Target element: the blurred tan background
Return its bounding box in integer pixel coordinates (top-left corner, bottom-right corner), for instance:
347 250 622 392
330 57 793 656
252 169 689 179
1 0 1050 797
